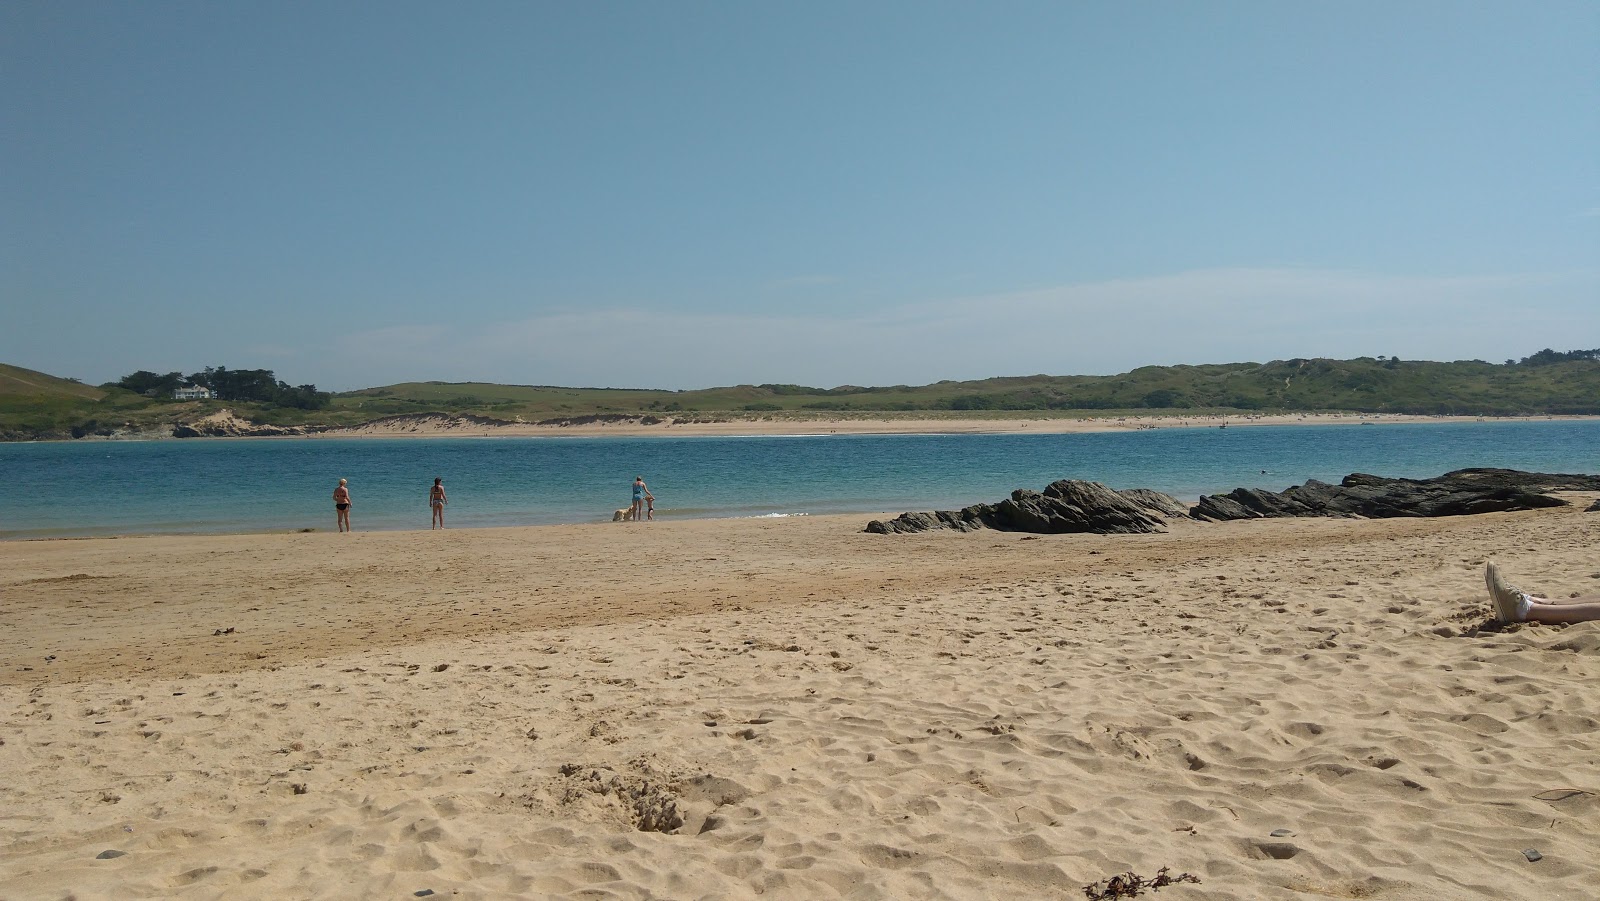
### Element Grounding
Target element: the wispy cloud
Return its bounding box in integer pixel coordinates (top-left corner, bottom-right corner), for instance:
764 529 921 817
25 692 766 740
318 268 1599 390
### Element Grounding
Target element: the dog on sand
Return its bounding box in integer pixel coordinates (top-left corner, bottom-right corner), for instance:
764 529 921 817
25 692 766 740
612 507 637 522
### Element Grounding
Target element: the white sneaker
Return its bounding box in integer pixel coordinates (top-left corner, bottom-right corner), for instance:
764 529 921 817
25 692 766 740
1485 562 1530 624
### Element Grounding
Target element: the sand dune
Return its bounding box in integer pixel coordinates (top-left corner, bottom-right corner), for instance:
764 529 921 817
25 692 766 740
3 506 1597 899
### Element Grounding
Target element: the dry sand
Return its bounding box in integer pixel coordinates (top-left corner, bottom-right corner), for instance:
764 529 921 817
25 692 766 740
3 505 1598 899
316 412 1593 439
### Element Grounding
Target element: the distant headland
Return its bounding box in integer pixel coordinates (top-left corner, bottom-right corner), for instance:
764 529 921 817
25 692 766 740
4 350 1598 441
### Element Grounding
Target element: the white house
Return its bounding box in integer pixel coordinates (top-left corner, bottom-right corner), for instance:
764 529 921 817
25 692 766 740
173 385 214 400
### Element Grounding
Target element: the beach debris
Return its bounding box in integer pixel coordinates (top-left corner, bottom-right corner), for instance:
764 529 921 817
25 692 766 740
431 663 449 672
414 891 436 897
1531 788 1594 803
1269 828 1295 837
1522 848 1543 862
1083 867 1201 898
212 627 235 636
95 849 127 860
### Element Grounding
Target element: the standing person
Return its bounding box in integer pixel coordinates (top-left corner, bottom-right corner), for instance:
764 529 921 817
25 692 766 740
333 479 352 532
430 477 448 529
631 476 651 524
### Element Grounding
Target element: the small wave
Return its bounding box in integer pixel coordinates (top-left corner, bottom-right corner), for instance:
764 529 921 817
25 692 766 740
743 512 810 518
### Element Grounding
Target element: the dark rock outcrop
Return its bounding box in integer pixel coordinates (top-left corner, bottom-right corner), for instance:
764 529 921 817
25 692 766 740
1118 488 1192 519
868 468 1600 535
1586 498 1600 513
1189 468 1600 522
866 480 1180 535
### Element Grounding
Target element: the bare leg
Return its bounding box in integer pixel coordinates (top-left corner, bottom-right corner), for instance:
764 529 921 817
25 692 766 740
1538 594 1600 606
1486 562 1600 624
1523 601 1600 624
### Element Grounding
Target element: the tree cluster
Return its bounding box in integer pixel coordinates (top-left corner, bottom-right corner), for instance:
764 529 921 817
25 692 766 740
1512 348 1600 367
114 365 331 409
114 370 187 396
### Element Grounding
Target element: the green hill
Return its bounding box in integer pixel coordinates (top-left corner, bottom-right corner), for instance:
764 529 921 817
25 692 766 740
338 355 1600 419
0 363 105 400
4 352 1598 440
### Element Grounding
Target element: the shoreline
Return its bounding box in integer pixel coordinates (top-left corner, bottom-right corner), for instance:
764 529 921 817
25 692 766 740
11 411 1598 444
2 506 1588 686
73 410 1596 442
311 411 1600 438
10 414 1599 540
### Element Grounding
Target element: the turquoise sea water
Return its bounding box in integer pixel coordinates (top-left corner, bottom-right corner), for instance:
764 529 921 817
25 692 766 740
3 420 1596 539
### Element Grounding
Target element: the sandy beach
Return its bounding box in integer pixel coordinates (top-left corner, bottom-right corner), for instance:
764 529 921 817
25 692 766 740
314 412 1597 440
3 503 1598 899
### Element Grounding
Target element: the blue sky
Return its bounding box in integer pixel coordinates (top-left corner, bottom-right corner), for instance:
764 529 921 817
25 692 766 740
4 1 1596 391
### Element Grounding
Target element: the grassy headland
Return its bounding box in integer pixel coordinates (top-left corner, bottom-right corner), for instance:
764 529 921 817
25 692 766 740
3 354 1598 440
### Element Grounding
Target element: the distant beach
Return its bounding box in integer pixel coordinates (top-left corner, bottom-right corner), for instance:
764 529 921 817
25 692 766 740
313 411 1600 439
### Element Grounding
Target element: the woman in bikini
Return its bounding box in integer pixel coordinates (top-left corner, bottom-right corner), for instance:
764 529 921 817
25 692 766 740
430 478 448 529
333 479 352 532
